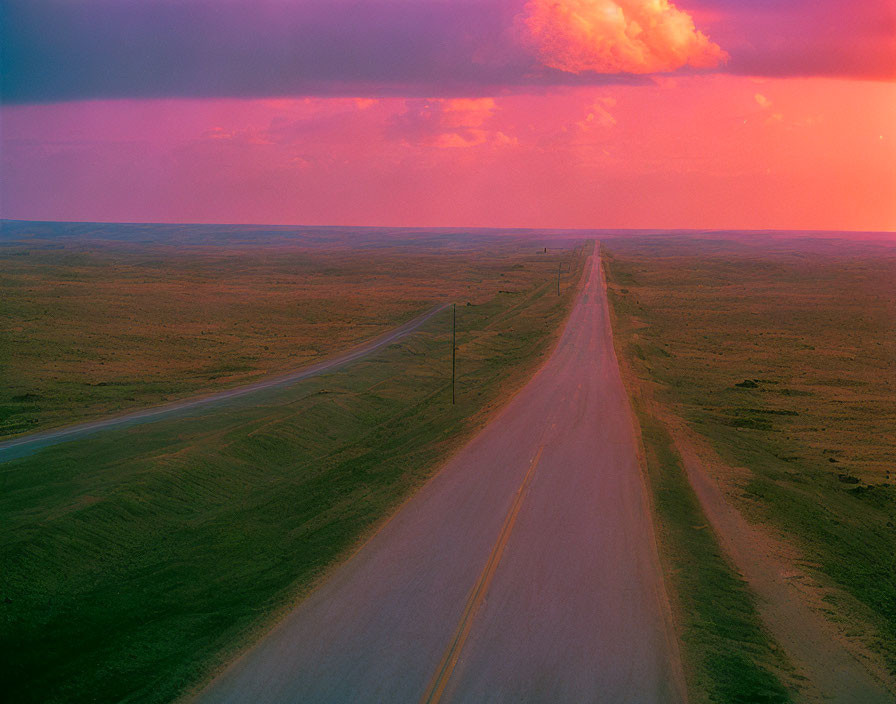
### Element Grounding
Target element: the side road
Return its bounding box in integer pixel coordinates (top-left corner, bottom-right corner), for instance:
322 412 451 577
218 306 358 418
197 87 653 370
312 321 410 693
0 303 448 462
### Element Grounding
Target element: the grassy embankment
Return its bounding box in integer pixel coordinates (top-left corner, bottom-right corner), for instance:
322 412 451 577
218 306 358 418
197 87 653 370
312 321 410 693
604 246 793 702
603 236 896 698
0 238 556 438
1 241 587 704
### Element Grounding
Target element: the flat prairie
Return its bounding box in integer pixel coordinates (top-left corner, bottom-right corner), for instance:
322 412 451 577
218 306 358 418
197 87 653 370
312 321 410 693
0 222 575 437
603 234 896 697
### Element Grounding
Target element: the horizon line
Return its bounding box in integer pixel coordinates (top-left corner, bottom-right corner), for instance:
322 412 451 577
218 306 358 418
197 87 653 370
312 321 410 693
2 218 894 237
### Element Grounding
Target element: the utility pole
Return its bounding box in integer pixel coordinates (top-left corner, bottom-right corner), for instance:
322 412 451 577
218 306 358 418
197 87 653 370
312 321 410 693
557 262 561 296
451 303 456 405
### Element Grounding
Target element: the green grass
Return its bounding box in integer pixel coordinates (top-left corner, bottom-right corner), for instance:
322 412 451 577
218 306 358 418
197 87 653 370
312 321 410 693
632 400 792 703
1 243 587 704
602 236 896 682
605 254 793 701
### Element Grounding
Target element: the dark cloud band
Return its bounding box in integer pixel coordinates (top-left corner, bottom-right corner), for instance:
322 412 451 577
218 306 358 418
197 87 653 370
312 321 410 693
2 0 892 105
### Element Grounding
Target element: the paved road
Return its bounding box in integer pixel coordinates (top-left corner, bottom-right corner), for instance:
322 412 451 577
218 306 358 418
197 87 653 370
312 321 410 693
196 253 684 704
0 304 448 463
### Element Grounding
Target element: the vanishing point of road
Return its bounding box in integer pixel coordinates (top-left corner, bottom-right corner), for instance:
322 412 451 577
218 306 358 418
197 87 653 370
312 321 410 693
196 253 685 703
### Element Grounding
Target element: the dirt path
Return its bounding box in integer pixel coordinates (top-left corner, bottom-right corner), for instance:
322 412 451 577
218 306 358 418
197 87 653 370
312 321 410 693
668 420 895 703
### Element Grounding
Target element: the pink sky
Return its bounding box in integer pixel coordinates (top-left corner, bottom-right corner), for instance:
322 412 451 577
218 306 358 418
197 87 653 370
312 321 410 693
2 0 894 230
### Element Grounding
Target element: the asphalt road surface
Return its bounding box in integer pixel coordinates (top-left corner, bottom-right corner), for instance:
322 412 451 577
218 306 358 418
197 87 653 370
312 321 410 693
196 253 684 704
0 303 448 463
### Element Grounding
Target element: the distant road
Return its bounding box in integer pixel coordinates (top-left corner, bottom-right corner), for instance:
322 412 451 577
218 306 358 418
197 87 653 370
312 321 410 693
0 304 448 463
196 253 684 703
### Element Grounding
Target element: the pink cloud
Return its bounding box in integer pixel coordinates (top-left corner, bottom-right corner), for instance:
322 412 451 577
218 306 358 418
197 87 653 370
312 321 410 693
387 98 511 149
522 0 728 74
442 99 498 125
579 96 618 127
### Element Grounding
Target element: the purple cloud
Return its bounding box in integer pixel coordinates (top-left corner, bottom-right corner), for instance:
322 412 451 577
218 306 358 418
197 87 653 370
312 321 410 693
1 0 892 105
691 0 895 79
2 0 624 103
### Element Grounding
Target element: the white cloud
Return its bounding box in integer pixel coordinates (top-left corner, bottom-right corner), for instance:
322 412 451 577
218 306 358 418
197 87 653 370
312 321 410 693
522 0 727 74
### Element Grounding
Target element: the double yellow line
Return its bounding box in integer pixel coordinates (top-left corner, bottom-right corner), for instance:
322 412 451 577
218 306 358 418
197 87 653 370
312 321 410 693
419 445 545 704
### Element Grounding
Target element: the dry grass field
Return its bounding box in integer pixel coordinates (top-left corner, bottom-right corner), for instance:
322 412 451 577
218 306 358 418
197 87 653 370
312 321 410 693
603 234 896 699
1 223 575 437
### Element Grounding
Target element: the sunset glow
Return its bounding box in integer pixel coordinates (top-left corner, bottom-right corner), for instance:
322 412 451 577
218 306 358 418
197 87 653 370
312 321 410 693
2 0 894 230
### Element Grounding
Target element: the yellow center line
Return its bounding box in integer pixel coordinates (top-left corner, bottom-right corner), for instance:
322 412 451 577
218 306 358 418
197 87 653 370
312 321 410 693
419 445 545 704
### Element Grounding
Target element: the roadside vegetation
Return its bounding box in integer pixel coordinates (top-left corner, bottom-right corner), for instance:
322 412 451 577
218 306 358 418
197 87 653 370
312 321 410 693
603 235 896 696
1 236 587 704
605 252 793 701
632 400 793 702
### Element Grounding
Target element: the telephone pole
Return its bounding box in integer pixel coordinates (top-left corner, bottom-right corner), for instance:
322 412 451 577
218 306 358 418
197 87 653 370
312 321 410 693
557 262 561 296
451 303 456 405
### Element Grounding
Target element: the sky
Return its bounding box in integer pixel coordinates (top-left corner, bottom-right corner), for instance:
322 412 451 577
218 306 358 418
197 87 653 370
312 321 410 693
2 0 894 230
